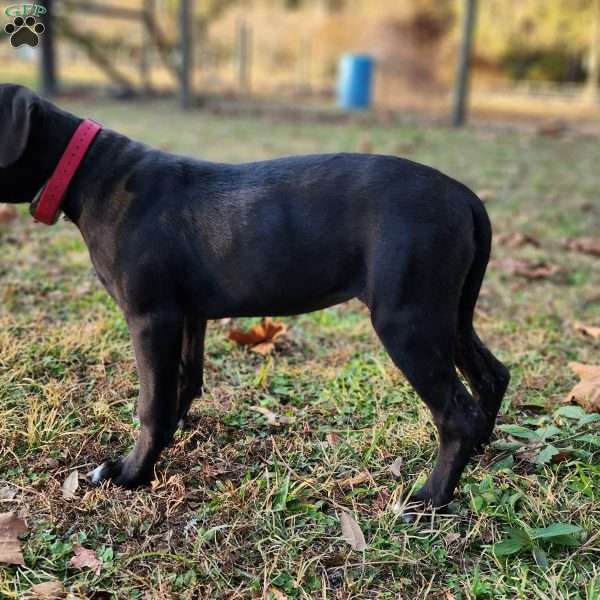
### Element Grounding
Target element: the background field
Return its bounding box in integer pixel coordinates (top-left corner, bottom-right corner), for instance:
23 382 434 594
0 100 599 599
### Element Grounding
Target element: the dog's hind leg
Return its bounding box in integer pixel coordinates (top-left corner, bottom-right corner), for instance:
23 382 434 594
456 329 510 446
366 219 487 509
177 316 207 428
91 309 183 488
371 304 487 509
455 196 510 446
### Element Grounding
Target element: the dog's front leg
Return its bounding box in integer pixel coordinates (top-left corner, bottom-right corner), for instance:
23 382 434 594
91 309 183 488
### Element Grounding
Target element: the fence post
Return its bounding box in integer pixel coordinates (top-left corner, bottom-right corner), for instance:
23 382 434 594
39 0 57 97
180 0 193 108
452 0 477 127
586 0 600 102
140 0 154 92
237 18 252 95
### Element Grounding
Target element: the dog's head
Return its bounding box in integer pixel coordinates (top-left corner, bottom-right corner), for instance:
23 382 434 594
0 84 58 203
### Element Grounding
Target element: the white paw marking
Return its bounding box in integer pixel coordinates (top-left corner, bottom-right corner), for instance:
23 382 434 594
89 463 106 484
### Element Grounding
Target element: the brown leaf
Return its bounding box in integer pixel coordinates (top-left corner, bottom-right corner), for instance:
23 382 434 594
338 470 371 489
62 470 79 500
372 488 391 513
359 138 373 153
251 406 296 426
69 544 101 574
537 120 567 137
551 450 573 464
267 587 288 600
564 362 600 413
0 486 17 501
340 511 367 551
490 257 561 280
0 512 27 565
250 341 275 355
476 189 495 202
574 322 600 340
389 457 403 478
44 457 60 469
496 232 540 249
444 532 462 546
228 318 286 353
0 204 18 223
564 237 600 257
29 580 65 599
326 431 341 446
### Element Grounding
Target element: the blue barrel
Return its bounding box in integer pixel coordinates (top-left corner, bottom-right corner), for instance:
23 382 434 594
337 54 374 110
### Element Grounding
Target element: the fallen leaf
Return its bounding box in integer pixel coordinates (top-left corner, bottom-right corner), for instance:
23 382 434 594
551 450 573 464
476 189 495 202
326 431 341 446
29 580 65 598
574 322 600 339
389 457 404 478
564 362 600 413
0 512 27 565
496 232 540 249
0 486 17 501
564 237 600 257
537 120 567 137
62 470 79 500
338 470 371 489
228 317 286 354
250 341 275 355
340 511 367 551
267 587 288 600
44 457 60 469
0 204 18 223
444 532 462 546
250 406 296 426
490 257 562 280
359 138 373 153
69 544 101 575
372 488 391 512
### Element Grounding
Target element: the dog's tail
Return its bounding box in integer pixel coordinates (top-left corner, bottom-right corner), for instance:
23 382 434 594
457 192 492 335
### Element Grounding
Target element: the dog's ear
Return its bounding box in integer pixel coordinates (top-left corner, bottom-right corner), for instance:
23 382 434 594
0 84 41 168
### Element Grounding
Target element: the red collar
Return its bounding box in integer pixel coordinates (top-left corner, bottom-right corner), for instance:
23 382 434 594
31 119 102 225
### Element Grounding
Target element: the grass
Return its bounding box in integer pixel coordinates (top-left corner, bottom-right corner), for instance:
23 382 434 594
0 97 599 599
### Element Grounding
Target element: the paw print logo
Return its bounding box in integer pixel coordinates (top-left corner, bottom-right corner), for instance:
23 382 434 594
4 15 45 48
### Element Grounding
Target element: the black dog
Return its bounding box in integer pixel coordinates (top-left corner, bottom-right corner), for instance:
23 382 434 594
0 84 509 509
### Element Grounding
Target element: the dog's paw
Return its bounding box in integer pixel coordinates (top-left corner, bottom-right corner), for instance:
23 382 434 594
397 487 455 523
88 459 151 489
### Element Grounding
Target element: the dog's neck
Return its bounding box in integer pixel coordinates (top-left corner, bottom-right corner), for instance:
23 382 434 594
36 105 82 188
35 107 146 230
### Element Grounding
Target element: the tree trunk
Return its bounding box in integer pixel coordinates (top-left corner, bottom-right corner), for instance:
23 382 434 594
39 0 57 97
452 0 477 127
